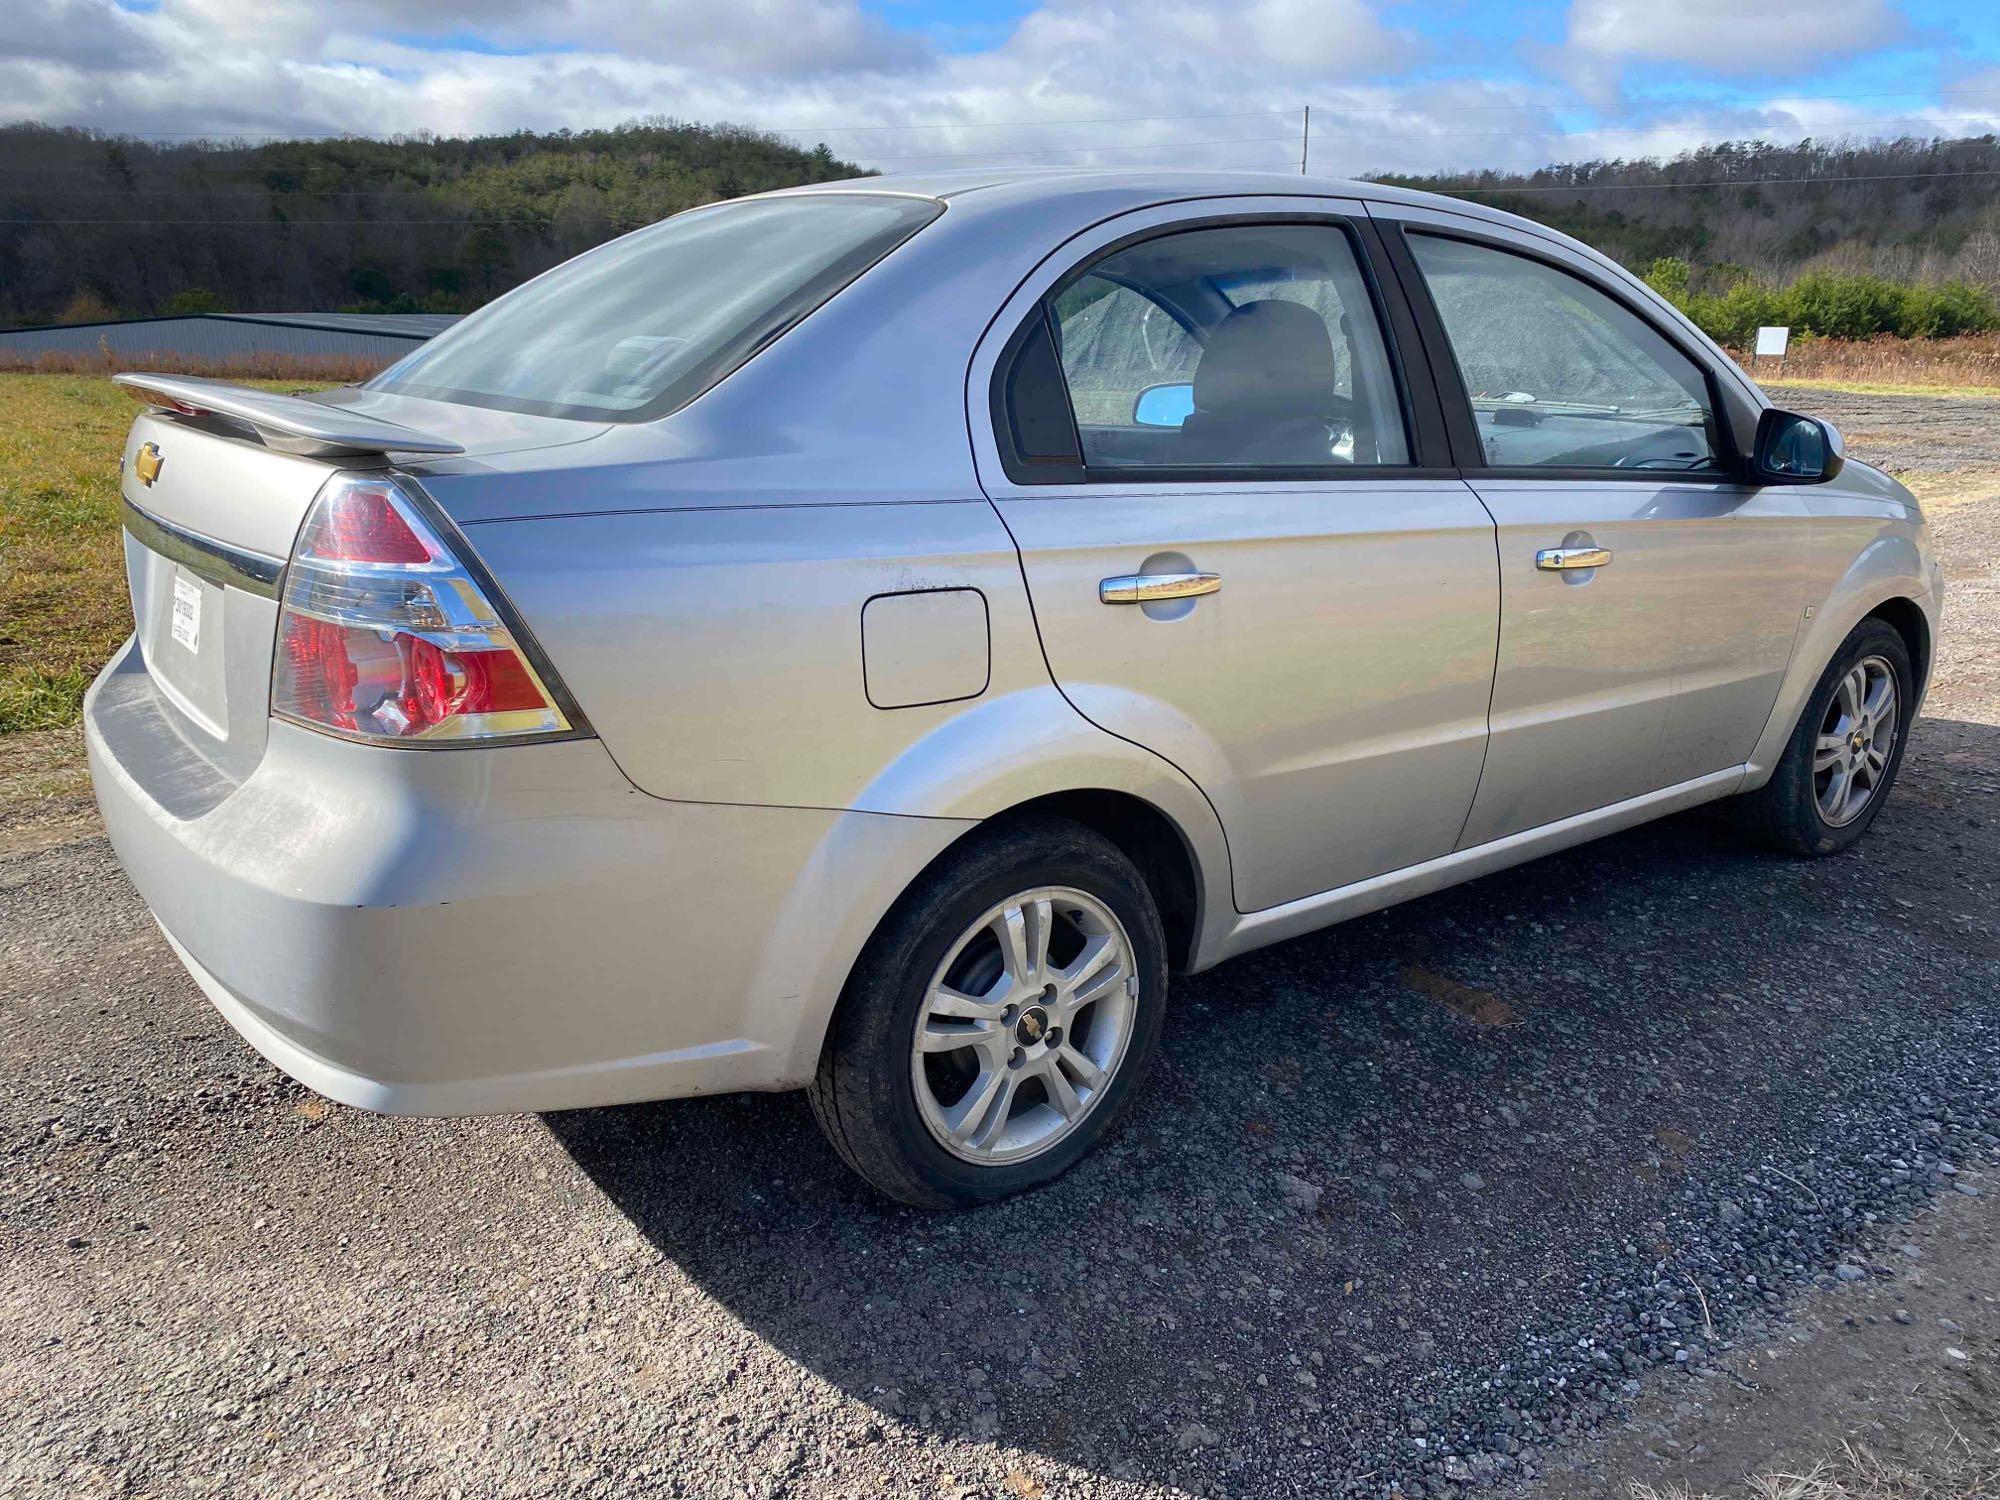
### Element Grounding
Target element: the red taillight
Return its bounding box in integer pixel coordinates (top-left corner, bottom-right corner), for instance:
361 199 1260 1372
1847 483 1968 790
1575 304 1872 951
301 483 435 564
278 615 363 732
271 473 573 744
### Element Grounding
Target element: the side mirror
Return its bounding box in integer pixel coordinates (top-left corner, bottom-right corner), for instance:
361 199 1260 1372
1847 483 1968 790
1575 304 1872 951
1752 408 1845 484
1133 382 1194 428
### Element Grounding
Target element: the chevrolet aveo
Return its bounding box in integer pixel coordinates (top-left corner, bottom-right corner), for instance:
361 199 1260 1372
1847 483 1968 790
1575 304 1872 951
90 170 1942 1207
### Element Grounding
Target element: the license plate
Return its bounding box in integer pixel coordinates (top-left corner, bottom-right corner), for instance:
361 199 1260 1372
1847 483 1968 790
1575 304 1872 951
171 573 202 654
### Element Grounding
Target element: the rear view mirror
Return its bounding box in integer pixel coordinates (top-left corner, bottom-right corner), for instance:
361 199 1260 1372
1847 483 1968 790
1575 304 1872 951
1133 382 1194 428
1753 408 1845 484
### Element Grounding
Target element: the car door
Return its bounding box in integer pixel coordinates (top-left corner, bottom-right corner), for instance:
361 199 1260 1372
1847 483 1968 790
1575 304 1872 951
1374 208 1810 849
969 201 1499 913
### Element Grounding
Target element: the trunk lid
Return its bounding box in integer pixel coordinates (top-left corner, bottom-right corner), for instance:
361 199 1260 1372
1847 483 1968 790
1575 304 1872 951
119 412 333 768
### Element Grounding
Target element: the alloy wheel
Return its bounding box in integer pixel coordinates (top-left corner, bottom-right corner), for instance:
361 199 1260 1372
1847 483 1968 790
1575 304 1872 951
910 886 1138 1166
1814 653 1899 828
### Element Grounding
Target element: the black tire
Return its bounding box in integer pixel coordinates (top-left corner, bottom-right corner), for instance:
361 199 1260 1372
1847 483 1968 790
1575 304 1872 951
1734 618 1913 856
807 814 1168 1209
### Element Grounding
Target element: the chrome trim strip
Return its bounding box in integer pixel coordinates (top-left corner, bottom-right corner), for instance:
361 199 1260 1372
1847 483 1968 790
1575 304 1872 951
121 496 285 598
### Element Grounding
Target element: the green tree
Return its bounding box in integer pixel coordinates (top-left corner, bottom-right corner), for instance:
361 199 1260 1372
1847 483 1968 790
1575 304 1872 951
162 287 229 314
461 225 513 298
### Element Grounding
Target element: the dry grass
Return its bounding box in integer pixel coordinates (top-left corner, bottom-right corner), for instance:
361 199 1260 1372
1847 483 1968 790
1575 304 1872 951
0 372 319 733
1630 1435 2000 1500
1732 335 2000 395
1893 468 2000 519
0 347 389 382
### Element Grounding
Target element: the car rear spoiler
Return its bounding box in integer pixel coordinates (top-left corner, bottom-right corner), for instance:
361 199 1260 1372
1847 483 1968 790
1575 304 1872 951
113 373 465 459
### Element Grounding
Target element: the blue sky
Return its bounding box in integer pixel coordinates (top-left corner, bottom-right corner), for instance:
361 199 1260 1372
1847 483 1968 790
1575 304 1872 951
6 0 1999 176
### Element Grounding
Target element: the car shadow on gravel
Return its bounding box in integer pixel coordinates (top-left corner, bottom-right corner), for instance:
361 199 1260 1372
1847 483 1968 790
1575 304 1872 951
545 717 2000 1496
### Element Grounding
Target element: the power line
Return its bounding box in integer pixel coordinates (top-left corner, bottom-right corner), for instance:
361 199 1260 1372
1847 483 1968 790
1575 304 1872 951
15 217 649 225
38 109 1304 142
2 133 1310 187
10 114 1995 185
1311 111 2000 144
787 133 1303 161
21 164 2000 226
1422 166 2000 194
43 86 2000 143
775 109 1300 133
1275 85 2000 121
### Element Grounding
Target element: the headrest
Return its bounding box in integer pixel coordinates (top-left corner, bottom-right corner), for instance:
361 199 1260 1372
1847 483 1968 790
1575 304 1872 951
1192 299 1338 420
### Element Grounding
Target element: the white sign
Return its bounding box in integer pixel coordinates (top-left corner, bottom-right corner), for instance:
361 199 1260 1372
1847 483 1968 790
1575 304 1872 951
1754 325 1791 358
171 573 202 653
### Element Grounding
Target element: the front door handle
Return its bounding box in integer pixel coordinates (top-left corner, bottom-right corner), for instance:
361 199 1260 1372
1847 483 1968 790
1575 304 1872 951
1099 571 1222 604
1535 546 1612 572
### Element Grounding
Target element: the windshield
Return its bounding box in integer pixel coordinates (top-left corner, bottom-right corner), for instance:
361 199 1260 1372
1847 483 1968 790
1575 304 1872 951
367 193 941 422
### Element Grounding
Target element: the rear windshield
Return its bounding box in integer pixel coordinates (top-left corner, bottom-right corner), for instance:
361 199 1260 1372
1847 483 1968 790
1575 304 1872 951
368 193 941 422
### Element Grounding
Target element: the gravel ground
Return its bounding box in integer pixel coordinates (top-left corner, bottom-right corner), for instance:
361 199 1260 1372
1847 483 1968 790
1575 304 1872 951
4 392 2000 1500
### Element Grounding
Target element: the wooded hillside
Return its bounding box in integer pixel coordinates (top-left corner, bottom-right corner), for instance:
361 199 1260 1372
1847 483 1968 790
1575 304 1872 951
5 123 1998 329
1380 134 2000 291
0 119 864 327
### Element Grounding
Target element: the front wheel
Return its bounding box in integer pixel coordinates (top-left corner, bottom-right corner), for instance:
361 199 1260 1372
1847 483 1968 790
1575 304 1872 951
1735 617 1913 856
808 815 1168 1208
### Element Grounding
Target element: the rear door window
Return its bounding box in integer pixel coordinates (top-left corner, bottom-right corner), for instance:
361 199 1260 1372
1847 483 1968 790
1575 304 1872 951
1043 223 1410 471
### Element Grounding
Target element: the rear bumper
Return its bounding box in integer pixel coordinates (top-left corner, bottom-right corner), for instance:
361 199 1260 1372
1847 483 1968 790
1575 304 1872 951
86 636 969 1114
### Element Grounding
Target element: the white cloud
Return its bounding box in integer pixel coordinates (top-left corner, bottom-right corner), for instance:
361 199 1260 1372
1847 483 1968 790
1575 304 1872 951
1006 0 1414 79
7 0 151 66
1566 0 1902 74
473 0 928 73
1 0 1989 183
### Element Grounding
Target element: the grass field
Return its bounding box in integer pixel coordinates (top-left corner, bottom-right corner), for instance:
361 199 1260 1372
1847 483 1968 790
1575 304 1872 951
0 374 316 734
0 375 147 732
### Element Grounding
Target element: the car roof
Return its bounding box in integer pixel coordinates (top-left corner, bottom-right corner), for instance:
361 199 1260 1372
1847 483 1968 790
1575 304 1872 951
757 167 1522 230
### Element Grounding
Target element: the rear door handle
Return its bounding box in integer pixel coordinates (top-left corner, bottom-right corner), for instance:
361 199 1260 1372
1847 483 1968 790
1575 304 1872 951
1099 571 1222 604
1535 546 1612 572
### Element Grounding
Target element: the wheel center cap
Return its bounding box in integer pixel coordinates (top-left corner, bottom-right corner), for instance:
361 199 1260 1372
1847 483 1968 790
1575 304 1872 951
1017 1006 1049 1045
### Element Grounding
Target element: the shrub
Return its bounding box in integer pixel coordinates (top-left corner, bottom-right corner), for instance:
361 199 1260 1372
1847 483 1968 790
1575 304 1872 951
1896 280 2000 338
1643 257 1691 301
1783 272 1908 340
1649 265 2000 346
54 289 117 324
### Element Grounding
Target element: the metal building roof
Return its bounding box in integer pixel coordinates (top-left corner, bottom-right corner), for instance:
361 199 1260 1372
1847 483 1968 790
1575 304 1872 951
0 311 460 360
216 312 464 338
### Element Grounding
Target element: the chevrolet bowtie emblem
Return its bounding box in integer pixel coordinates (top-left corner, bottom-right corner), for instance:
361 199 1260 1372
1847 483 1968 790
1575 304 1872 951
133 442 165 487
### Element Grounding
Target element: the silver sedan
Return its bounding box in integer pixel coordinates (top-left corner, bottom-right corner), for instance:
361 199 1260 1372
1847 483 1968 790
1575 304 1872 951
89 170 1942 1206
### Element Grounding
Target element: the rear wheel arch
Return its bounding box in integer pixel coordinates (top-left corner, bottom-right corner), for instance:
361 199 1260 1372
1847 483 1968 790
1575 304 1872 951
793 785 1212 1105
981 789 1204 972
836 789 1207 1005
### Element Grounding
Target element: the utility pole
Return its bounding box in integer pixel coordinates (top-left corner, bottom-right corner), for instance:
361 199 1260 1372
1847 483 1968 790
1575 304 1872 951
1300 106 1310 176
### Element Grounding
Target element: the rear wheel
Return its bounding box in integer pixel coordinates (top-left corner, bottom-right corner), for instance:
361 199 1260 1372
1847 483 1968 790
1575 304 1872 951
1735 618 1913 856
808 816 1167 1208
